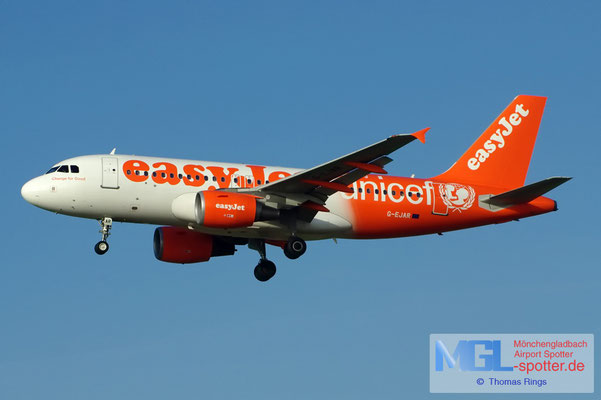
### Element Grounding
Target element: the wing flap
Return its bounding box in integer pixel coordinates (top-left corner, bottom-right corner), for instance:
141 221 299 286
314 156 393 197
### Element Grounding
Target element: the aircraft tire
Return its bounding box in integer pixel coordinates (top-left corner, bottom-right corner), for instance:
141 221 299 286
94 241 109 255
254 260 276 282
284 237 306 259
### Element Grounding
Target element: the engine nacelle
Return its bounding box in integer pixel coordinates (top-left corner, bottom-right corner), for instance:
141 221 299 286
171 191 279 229
199 191 257 228
153 226 235 263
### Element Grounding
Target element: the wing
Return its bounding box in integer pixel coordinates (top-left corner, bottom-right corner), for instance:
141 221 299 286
234 128 429 217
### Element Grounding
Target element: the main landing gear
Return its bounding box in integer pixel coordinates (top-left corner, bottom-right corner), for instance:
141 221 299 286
94 217 112 255
254 259 276 282
283 236 306 259
249 236 308 282
249 239 276 282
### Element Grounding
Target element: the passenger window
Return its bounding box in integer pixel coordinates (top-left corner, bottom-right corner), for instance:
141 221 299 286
221 177 225 182
234 177 238 184
375 189 379 194
366 188 371 194
257 180 262 185
195 175 200 180
212 176 217 182
204 176 208 181
58 165 69 173
46 166 59 174
70 165 79 173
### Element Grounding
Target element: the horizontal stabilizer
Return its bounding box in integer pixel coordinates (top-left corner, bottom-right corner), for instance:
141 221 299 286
482 177 571 207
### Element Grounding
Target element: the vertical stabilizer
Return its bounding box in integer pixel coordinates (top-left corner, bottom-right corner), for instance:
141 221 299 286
434 95 547 189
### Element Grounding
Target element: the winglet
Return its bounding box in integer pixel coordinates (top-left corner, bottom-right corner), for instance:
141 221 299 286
411 127 429 144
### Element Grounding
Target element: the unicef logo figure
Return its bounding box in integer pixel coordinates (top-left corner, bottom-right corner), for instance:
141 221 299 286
440 183 476 212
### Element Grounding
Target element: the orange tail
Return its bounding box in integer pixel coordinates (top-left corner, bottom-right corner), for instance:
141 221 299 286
434 95 547 189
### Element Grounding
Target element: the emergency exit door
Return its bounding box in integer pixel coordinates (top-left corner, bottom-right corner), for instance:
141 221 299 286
101 157 119 189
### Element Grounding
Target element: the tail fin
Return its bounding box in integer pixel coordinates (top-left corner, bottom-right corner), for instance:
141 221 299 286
434 95 547 189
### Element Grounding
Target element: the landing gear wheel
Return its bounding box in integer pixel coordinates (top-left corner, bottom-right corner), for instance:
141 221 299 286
284 236 307 259
94 240 109 255
94 217 113 255
254 259 276 282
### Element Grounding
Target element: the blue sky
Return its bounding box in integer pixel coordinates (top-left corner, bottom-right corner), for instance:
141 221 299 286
2 1 600 398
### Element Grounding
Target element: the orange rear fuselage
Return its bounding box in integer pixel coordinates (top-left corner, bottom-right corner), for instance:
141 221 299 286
341 175 556 239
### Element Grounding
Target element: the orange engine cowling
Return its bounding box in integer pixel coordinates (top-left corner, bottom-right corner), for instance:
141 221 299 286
199 191 257 228
198 191 279 228
153 227 235 263
170 191 280 228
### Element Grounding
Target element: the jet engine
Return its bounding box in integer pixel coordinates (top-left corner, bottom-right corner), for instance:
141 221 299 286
153 226 235 263
171 191 279 228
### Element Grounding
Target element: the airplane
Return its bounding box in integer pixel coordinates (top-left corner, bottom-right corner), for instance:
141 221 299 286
21 95 570 282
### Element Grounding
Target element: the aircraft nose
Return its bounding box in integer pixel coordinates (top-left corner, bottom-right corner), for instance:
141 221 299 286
21 178 42 205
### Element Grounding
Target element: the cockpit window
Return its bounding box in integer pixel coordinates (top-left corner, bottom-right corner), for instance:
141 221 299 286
46 165 79 174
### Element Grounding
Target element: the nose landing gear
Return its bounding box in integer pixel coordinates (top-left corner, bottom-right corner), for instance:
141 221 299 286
94 217 112 255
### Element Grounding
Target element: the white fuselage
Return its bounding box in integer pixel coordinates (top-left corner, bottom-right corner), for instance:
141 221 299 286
21 154 354 240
